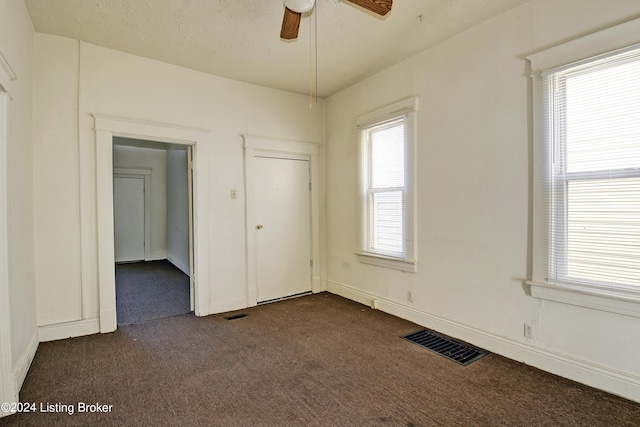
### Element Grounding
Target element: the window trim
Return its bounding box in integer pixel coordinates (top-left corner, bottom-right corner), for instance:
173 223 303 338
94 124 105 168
527 17 640 315
356 96 419 273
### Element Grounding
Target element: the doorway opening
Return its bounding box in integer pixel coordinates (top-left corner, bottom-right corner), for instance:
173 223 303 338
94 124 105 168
112 138 193 325
94 114 209 333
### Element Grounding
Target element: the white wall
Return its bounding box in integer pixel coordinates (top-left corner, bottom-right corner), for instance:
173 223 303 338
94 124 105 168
33 34 325 329
0 0 38 395
166 147 190 274
325 0 640 402
113 142 168 260
33 32 82 327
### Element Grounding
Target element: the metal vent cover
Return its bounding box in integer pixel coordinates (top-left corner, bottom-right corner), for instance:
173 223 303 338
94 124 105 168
402 329 488 366
224 313 247 320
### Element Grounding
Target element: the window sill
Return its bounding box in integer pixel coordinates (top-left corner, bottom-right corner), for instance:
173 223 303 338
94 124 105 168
356 252 417 273
527 280 640 318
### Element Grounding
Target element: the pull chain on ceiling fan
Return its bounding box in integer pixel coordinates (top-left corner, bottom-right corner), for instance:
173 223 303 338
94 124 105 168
280 0 393 40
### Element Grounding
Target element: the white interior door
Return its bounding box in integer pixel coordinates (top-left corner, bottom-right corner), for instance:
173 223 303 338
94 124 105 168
114 175 145 262
254 156 311 302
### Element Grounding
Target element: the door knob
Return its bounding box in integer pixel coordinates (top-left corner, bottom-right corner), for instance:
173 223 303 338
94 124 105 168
256 224 263 229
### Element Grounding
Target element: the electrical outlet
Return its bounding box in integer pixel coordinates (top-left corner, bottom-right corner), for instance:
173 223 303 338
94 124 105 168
524 323 535 338
407 291 414 303
230 189 237 199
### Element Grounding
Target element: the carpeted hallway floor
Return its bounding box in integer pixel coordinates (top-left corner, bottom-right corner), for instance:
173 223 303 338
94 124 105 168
115 260 191 325
2 293 639 426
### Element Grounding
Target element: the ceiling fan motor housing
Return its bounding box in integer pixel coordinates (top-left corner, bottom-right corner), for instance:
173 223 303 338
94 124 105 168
284 0 315 14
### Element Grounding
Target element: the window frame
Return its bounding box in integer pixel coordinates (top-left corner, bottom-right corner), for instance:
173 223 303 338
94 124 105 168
356 97 418 273
527 17 640 316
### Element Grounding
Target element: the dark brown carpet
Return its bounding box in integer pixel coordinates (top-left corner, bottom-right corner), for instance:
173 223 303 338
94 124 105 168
2 293 639 426
115 260 190 325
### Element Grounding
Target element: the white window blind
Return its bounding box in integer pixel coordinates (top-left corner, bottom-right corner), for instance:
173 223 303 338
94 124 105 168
544 45 640 289
365 118 405 256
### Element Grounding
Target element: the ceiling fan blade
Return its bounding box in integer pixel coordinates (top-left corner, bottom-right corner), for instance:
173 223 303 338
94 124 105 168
280 7 302 40
344 0 392 16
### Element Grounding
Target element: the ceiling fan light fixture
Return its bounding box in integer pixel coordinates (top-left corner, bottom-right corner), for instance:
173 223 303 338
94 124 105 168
283 0 315 14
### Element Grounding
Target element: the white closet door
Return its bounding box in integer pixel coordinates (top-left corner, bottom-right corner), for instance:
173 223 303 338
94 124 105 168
254 156 311 302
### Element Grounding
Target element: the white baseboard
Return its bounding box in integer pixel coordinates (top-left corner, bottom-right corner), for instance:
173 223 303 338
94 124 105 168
100 308 116 333
248 288 258 307
38 318 100 342
312 277 324 294
209 296 248 315
325 279 640 403
149 251 167 261
167 255 189 275
13 330 38 390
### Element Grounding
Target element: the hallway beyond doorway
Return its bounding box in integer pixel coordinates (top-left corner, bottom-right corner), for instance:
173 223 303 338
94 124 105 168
115 260 190 325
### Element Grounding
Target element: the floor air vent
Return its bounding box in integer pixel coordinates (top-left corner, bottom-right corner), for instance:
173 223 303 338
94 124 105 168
402 329 488 366
224 313 247 320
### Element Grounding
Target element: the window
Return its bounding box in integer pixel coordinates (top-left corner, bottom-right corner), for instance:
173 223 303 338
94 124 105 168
363 118 405 255
356 97 418 272
546 46 640 290
528 18 640 313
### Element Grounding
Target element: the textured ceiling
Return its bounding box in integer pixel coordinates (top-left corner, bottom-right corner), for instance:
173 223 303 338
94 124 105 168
25 0 528 97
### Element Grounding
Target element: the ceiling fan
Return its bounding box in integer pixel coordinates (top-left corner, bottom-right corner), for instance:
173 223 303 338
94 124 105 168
280 0 393 40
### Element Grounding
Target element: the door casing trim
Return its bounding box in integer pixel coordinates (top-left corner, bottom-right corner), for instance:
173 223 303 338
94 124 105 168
93 114 210 332
0 85 17 414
